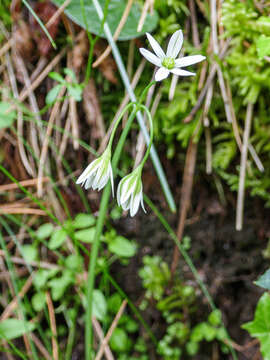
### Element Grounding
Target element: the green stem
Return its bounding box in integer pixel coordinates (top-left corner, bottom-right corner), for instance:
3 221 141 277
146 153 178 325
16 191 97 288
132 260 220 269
108 102 136 149
136 104 154 168
85 108 138 360
138 80 156 105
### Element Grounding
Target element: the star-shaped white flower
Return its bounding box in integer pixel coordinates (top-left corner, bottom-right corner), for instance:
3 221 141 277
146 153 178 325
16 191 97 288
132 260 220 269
139 30 206 81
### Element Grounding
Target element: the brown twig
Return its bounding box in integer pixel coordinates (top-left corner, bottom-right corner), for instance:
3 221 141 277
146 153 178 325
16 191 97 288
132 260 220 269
236 103 254 231
137 0 154 32
92 318 115 360
37 85 66 197
0 208 47 215
171 139 198 275
31 333 51 360
95 300 127 360
0 177 49 192
93 0 134 67
1 274 34 320
183 38 231 123
46 291 58 360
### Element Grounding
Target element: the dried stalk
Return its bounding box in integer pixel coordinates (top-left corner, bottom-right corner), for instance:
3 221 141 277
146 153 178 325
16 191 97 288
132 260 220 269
236 103 254 231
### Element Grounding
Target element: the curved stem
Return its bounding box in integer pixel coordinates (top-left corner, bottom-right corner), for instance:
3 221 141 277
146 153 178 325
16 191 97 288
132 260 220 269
138 80 156 105
136 104 154 168
108 102 136 149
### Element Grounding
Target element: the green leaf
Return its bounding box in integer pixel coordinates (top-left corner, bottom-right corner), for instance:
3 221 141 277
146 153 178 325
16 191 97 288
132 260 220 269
242 293 270 360
48 271 74 301
208 309 222 326
64 68 77 82
74 228 96 243
51 0 159 40
21 245 38 262
110 328 129 352
0 102 16 129
256 35 270 60
48 228 67 250
33 269 58 289
46 84 62 104
254 269 270 290
108 236 137 257
73 213 96 229
93 289 107 321
65 254 83 270
0 319 35 340
48 71 65 83
32 292 46 312
66 83 82 101
36 223 54 239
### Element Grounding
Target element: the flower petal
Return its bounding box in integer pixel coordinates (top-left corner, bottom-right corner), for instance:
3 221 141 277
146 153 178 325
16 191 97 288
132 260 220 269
109 165 114 197
170 68 196 76
85 172 96 189
146 32 165 59
166 30 183 58
97 169 110 191
130 192 141 217
155 67 170 81
175 55 206 68
140 196 147 213
139 48 162 67
76 159 99 184
117 180 123 206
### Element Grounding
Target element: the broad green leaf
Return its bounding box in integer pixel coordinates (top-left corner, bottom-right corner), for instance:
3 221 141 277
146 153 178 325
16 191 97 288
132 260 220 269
46 84 62 104
51 0 159 40
108 236 136 257
255 269 270 290
242 293 270 360
208 309 222 326
32 292 46 312
256 35 270 60
110 328 130 352
65 254 83 270
21 245 38 262
74 228 96 243
36 223 54 239
73 213 96 229
48 228 67 250
0 102 16 129
0 319 35 340
93 289 107 321
33 269 58 289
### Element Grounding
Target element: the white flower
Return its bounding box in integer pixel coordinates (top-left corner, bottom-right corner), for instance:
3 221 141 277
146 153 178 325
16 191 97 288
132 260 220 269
76 147 114 195
117 167 146 217
139 30 206 81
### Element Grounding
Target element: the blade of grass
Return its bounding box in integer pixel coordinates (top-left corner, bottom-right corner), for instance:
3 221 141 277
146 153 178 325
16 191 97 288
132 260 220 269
21 0 56 49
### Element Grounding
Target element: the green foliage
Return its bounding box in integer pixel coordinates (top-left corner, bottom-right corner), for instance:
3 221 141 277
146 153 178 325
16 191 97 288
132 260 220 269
242 293 270 360
46 68 83 104
0 319 35 340
254 269 270 290
139 255 228 358
0 102 16 130
139 255 170 300
52 0 159 40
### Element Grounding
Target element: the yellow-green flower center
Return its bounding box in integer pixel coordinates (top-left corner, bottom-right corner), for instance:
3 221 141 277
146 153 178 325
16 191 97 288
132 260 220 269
162 57 175 70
